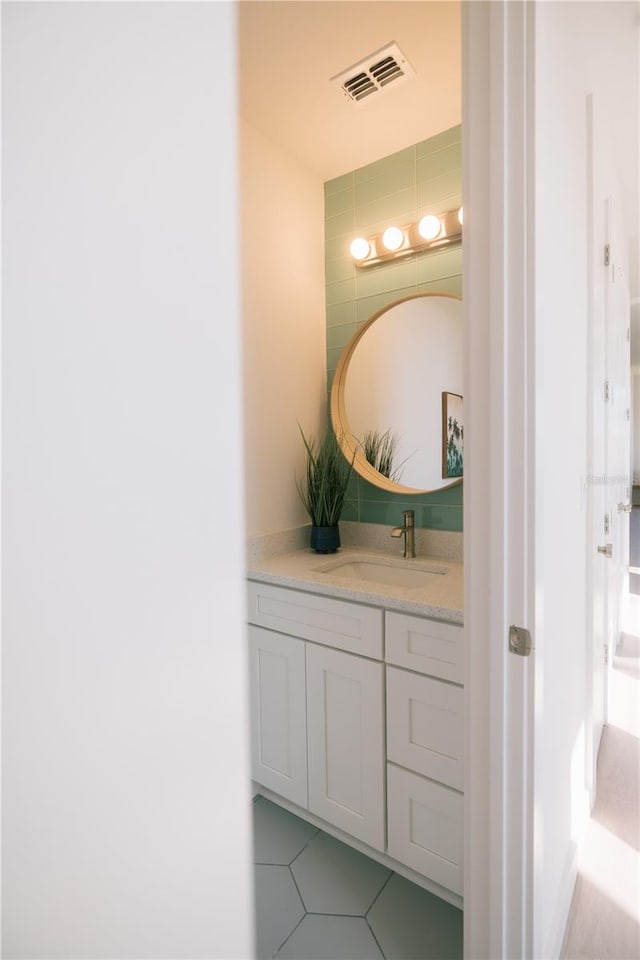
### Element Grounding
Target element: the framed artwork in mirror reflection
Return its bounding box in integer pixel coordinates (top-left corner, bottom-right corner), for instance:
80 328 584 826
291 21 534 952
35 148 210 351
442 392 463 479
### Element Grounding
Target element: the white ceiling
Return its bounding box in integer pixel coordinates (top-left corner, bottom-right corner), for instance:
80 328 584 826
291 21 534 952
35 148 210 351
238 1 461 182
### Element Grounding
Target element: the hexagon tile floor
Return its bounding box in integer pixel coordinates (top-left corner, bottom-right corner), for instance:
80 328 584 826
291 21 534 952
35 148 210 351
252 795 462 960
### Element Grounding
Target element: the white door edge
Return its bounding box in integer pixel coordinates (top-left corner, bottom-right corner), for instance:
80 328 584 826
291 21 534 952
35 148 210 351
462 2 535 957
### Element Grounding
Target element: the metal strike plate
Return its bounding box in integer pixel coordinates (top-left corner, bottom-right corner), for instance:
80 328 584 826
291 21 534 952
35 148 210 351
509 625 533 657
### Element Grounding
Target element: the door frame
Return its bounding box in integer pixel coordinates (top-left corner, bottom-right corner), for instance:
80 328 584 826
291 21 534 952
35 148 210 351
462 2 536 957
585 94 608 809
585 103 634 807
605 199 632 663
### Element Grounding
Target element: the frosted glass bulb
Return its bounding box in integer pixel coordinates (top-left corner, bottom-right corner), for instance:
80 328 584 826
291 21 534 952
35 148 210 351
350 237 370 261
418 215 442 241
458 206 464 225
382 226 404 252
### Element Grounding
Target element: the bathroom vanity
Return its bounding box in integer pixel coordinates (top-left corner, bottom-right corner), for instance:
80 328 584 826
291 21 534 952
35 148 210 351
247 541 464 908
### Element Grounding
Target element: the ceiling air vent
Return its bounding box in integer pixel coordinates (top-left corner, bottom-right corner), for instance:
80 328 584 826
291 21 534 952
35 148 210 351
331 42 415 105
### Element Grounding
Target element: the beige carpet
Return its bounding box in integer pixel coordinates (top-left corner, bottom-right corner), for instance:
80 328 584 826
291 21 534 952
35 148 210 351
561 598 640 960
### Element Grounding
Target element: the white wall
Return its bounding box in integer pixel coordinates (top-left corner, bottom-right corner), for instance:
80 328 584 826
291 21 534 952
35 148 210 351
240 120 327 538
634 369 640 480
533 3 637 956
2 4 252 957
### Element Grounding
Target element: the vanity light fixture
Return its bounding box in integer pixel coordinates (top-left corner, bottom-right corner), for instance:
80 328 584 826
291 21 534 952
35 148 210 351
350 204 463 268
381 226 404 252
418 214 442 241
350 237 371 261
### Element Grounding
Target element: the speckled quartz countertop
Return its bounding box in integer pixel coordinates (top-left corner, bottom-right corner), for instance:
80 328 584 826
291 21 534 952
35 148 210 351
247 545 463 625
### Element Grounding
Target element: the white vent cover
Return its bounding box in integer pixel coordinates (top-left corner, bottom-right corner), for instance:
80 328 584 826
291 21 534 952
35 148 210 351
331 42 415 104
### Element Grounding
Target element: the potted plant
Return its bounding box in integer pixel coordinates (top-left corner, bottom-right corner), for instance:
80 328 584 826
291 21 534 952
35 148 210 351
296 425 354 553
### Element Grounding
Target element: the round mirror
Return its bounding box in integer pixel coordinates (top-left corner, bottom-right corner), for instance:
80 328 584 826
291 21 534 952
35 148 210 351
330 292 463 494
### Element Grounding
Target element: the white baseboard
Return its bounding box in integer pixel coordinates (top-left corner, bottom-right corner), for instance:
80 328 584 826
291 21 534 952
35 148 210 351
546 834 582 958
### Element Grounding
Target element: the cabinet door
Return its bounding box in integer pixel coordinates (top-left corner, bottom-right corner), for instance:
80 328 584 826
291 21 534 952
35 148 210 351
306 644 384 851
249 625 307 807
387 763 463 895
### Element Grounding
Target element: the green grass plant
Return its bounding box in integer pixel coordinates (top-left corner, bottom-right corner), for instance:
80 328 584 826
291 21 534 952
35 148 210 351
296 426 354 527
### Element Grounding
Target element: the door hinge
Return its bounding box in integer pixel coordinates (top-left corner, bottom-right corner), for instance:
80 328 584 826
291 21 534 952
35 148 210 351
604 512 611 535
604 380 610 402
604 244 611 266
627 408 631 421
604 642 609 666
509 625 533 657
627 327 631 342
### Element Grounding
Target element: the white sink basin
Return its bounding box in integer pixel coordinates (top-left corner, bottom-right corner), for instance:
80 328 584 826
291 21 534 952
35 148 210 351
315 557 448 590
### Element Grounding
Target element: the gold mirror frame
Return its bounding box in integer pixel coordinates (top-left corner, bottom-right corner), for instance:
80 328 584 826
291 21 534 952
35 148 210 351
330 292 463 495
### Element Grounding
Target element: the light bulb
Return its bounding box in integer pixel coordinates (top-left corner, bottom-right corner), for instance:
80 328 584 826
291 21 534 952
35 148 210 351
350 237 371 261
458 206 464 225
382 226 404 252
418 215 442 241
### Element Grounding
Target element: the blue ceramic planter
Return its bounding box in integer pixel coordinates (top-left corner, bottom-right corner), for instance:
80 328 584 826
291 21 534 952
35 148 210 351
310 525 340 554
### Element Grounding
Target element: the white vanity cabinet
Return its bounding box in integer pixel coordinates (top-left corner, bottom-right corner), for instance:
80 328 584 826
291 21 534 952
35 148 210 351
247 579 464 902
247 581 385 849
385 611 464 896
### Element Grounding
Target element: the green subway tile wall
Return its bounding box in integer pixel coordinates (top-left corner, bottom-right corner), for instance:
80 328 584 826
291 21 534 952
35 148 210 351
324 125 463 531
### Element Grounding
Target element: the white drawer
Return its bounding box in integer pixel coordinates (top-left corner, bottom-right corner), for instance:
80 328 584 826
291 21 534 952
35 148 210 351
386 667 463 790
387 763 463 895
247 581 383 659
385 611 463 683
